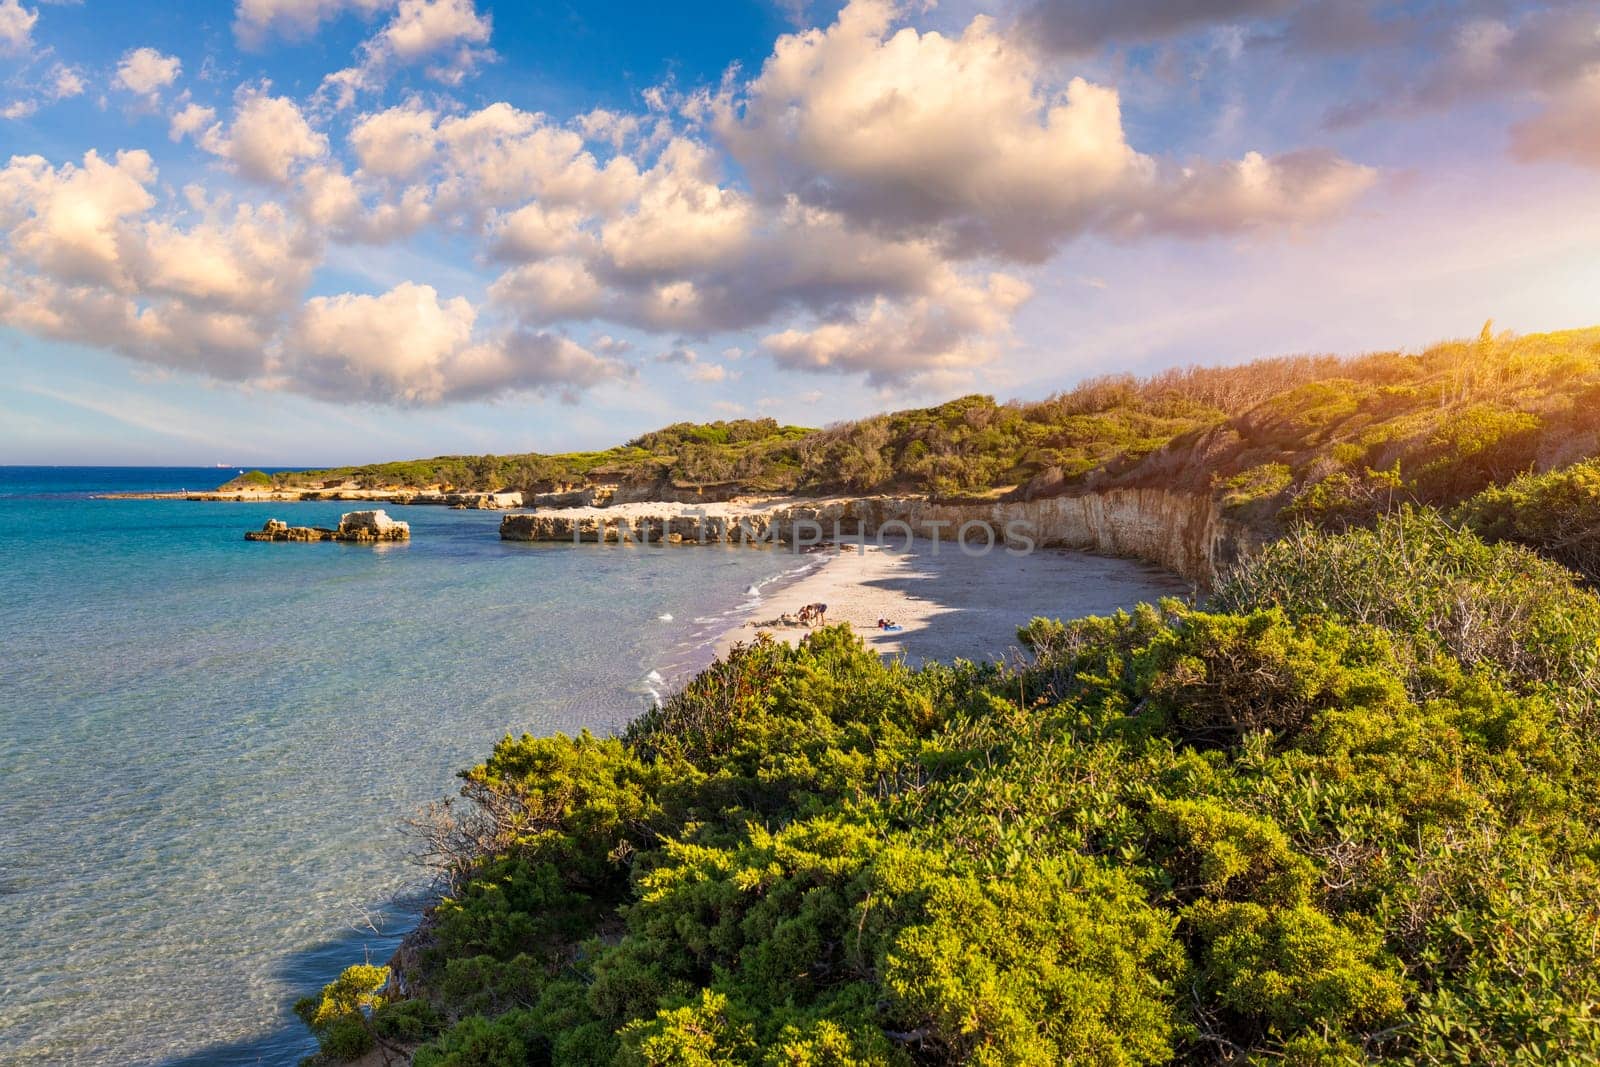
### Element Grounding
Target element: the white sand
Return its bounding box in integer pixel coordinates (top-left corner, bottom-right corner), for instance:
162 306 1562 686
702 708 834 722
713 540 1193 668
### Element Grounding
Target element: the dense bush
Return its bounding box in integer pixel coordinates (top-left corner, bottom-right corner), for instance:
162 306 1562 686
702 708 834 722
1215 509 1600 722
1457 457 1600 583
226 469 276 489
300 511 1600 1065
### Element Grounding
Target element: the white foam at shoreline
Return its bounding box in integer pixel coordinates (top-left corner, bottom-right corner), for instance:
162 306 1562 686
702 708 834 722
651 550 838 687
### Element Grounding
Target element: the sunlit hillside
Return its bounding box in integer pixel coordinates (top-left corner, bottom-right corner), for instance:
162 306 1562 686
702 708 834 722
245 323 1600 535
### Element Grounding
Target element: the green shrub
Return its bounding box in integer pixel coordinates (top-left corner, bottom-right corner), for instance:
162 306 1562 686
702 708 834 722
411 1011 539 1067
371 996 443 1043
618 991 757 1065
1457 457 1600 582
1216 509 1600 718
1145 799 1315 905
1216 463 1293 511
293 964 388 1063
1131 608 1402 746
309 508 1600 1064
227 469 275 489
1408 404 1541 502
1281 465 1402 529
881 859 1181 1065
1187 901 1406 1046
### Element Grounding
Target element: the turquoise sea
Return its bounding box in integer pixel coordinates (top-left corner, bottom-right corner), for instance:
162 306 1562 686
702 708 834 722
0 468 805 1066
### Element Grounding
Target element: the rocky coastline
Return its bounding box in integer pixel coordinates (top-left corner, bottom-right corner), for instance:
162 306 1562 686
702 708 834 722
497 488 1249 588
120 472 1248 586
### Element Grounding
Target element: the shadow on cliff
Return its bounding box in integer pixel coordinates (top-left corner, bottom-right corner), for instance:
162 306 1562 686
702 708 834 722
157 893 428 1067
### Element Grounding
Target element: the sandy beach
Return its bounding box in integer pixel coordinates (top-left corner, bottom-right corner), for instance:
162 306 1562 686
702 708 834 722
713 540 1193 668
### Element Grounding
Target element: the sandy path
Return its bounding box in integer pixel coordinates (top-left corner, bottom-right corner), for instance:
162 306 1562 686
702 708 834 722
713 540 1193 668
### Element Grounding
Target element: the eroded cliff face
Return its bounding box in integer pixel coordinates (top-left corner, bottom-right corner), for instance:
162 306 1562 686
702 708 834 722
500 488 1250 587
858 489 1251 587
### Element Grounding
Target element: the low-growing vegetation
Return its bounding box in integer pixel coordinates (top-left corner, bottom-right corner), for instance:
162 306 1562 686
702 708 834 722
1457 458 1600 584
300 511 1600 1065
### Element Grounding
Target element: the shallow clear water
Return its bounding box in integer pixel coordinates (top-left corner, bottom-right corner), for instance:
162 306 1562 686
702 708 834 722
0 468 802 1066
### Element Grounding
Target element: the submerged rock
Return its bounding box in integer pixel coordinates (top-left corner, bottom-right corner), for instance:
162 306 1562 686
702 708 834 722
246 510 411 543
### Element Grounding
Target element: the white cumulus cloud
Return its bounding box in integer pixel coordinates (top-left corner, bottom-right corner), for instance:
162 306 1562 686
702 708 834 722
763 272 1032 388
0 0 37 55
0 149 156 288
281 282 627 404
234 0 389 47
714 0 1372 260
49 64 85 100
0 150 316 379
177 89 328 184
0 0 1390 403
349 100 438 177
382 0 488 61
318 0 493 108
115 48 182 100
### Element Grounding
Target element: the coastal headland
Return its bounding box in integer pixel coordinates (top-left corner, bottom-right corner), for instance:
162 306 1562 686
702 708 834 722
109 487 526 508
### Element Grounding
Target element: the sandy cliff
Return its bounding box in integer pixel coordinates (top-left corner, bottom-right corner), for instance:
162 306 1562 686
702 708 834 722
500 488 1252 587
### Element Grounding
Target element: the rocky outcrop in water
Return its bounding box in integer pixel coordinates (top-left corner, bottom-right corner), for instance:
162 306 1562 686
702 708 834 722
246 510 411 543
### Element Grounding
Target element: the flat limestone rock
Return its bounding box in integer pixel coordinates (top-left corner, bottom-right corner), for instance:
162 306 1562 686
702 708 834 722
336 510 409 540
246 510 411 543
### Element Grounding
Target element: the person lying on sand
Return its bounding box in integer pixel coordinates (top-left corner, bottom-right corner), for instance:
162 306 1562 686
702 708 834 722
877 618 902 631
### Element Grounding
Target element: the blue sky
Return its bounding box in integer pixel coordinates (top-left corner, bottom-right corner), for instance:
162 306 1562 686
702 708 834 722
1 0 1597 465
